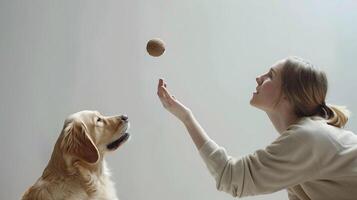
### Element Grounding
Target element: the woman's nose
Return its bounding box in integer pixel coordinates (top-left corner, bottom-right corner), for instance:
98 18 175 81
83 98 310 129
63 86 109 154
256 77 260 84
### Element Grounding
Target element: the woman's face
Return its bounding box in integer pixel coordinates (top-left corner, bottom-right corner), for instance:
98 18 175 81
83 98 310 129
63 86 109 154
250 59 285 112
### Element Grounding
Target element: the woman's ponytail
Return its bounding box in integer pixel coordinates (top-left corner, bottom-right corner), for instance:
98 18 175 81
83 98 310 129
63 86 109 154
324 104 351 128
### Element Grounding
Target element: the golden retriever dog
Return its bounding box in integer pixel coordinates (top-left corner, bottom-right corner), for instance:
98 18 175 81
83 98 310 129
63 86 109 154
22 110 130 200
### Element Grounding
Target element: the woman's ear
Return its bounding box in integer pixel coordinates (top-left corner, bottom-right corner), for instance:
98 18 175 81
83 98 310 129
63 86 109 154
61 120 100 164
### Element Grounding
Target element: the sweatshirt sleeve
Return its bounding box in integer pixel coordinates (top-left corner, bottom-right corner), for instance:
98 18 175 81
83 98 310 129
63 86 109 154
287 188 301 200
198 128 320 198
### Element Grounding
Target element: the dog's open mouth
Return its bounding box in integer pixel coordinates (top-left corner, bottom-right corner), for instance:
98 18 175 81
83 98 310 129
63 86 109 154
107 132 130 150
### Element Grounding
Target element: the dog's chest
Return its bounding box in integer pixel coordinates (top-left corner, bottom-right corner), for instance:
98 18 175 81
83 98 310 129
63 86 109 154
53 165 118 200
56 175 118 200
90 164 119 200
93 173 118 200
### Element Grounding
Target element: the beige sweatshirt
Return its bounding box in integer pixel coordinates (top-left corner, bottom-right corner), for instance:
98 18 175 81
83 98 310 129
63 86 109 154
199 117 357 200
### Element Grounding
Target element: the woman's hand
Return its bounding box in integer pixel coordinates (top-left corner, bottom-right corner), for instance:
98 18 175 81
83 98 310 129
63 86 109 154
157 79 192 123
157 78 211 149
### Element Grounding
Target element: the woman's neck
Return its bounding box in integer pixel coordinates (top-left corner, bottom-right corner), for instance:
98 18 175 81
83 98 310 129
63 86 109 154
267 111 299 134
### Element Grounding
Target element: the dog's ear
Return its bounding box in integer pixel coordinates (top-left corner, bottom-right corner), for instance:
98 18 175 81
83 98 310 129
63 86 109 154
61 120 100 164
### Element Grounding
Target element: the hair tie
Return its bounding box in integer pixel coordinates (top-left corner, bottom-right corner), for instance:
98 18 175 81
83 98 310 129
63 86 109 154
321 101 327 108
320 101 332 118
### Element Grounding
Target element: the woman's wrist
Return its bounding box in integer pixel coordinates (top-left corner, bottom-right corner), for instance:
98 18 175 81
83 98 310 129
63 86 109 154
181 110 194 125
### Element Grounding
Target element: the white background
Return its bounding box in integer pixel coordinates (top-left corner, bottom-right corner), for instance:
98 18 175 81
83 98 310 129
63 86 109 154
1 0 356 199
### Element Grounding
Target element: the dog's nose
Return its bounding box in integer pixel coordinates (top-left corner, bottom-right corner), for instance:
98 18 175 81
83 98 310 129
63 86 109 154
121 115 128 121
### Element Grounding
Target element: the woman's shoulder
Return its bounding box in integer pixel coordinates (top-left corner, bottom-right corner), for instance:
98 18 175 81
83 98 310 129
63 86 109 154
265 118 331 158
285 116 356 148
283 117 331 141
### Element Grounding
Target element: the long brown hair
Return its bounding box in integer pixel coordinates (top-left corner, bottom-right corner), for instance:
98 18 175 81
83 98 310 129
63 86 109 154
280 56 350 128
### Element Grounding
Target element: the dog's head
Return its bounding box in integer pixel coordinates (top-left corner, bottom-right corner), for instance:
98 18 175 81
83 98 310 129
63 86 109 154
60 110 130 164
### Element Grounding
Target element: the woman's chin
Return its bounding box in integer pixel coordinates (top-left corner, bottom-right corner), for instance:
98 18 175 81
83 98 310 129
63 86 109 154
250 99 262 110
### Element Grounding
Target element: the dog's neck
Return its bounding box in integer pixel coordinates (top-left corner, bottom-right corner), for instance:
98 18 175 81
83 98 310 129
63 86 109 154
41 137 108 196
42 136 106 180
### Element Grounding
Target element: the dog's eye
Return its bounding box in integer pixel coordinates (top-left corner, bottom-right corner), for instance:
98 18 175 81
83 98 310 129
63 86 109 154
97 117 103 122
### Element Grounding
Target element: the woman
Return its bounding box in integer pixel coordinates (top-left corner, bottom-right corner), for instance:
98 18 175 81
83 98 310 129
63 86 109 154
157 57 357 200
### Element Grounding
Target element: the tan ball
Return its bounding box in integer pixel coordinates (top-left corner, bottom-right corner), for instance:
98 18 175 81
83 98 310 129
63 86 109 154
146 38 165 57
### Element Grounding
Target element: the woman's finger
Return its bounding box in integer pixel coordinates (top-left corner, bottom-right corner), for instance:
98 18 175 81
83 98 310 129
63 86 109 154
158 79 164 91
158 86 170 100
157 79 177 106
161 86 171 97
159 78 164 86
157 79 166 97
158 88 168 103
157 86 164 98
161 86 177 103
157 90 163 98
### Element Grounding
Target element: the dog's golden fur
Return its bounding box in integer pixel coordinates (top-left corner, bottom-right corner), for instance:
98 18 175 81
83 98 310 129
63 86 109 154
22 110 130 200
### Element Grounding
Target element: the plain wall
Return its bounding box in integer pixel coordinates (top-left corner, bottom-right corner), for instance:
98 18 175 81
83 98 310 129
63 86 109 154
1 0 356 199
